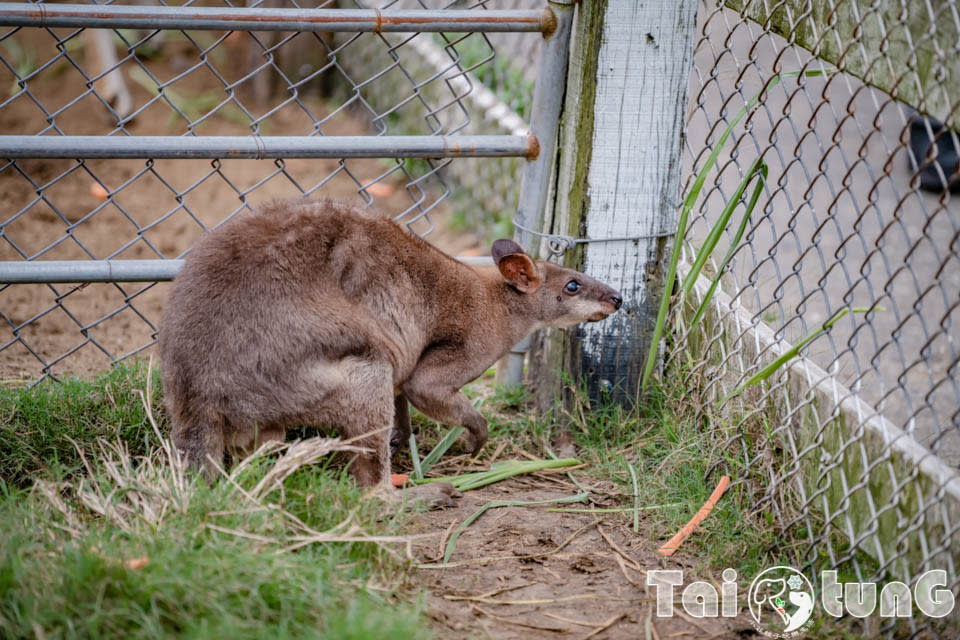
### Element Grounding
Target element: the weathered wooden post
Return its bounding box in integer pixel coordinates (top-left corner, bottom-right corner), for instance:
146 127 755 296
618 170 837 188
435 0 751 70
531 0 699 409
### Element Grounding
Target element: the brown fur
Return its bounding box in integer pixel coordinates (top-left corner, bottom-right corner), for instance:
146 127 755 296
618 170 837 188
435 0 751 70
160 199 621 492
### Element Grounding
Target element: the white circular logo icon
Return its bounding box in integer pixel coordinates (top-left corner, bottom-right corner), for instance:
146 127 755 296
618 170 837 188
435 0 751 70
748 566 815 638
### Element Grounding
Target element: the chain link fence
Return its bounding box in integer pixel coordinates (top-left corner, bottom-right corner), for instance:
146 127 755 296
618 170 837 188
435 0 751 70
4 0 958 629
341 0 541 235
677 0 959 633
0 0 550 383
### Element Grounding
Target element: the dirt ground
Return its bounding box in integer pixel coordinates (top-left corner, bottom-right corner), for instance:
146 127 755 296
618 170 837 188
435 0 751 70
0 27 482 381
406 473 756 639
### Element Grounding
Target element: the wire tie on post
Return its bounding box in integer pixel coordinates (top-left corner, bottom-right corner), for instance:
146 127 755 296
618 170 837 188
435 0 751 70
250 134 266 160
512 218 673 257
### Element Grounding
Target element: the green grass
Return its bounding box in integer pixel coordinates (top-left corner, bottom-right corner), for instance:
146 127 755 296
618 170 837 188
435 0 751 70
0 362 163 487
0 363 428 639
533 382 794 578
410 376 801 579
1 362 867 637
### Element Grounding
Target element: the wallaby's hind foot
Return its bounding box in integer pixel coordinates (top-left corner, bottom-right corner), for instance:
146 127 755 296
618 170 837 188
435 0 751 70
171 414 225 483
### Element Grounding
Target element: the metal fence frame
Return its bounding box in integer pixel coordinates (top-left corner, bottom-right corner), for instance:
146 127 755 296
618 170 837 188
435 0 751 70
0 0 572 383
3 3 959 635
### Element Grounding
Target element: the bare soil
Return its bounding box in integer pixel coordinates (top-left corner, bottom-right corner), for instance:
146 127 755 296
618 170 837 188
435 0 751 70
407 475 757 639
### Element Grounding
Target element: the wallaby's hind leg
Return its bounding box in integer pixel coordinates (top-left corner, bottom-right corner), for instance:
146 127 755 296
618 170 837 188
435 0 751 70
390 394 411 459
170 409 225 483
326 359 394 488
317 359 458 507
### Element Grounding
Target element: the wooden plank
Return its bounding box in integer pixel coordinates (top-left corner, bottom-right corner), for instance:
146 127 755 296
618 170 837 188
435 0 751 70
723 0 960 127
533 0 699 406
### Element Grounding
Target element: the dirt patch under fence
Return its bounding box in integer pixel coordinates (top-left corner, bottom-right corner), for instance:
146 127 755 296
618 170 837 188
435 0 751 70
407 476 757 639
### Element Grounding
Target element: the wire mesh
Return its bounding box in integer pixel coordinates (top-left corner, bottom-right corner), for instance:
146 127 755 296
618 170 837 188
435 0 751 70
0 0 533 384
340 0 541 235
678 0 959 633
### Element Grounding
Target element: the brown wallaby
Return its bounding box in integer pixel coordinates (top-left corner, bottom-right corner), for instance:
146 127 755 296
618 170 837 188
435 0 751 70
160 199 622 504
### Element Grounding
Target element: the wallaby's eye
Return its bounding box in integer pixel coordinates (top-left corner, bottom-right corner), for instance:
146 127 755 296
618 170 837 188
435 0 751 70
564 280 582 295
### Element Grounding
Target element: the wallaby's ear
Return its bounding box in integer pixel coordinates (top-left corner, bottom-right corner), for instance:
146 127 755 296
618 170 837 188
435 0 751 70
492 239 541 293
497 254 542 293
491 238 526 265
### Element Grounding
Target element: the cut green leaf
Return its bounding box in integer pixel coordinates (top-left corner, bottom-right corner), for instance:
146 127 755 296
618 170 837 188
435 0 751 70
414 458 580 491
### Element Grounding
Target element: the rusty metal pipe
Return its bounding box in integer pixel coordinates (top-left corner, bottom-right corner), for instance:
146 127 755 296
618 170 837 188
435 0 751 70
0 3 551 33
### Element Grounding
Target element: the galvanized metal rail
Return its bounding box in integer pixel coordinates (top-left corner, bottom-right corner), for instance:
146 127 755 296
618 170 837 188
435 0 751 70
0 3 554 34
0 135 536 160
495 0 575 384
1 2 575 387
0 256 495 284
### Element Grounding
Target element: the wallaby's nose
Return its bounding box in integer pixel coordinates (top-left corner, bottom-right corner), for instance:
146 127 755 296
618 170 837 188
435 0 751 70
608 294 623 310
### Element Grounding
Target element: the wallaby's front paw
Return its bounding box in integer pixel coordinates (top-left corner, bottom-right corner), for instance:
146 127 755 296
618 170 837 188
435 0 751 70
466 433 487 455
465 418 488 454
373 482 461 510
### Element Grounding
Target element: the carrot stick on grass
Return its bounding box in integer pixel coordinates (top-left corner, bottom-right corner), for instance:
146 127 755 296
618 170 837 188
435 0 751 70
658 475 730 557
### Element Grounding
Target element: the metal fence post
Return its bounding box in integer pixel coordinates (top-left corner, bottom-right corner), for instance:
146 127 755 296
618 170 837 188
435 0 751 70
530 0 700 407
495 0 575 386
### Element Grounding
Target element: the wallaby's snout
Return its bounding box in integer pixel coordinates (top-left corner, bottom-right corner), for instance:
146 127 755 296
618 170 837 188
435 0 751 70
591 287 623 320
583 284 622 322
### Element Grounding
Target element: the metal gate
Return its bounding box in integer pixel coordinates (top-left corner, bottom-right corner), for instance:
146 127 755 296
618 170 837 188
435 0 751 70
0 0 572 383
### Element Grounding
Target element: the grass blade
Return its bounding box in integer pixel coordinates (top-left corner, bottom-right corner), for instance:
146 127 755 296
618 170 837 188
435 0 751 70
627 460 640 533
687 161 768 330
722 306 881 403
547 504 683 514
419 426 465 477
680 158 766 298
443 492 588 563
409 433 423 482
641 70 828 394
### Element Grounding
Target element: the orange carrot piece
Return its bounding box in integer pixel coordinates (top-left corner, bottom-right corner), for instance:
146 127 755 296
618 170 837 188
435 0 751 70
366 182 396 198
390 473 409 488
658 475 730 557
89 182 109 201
